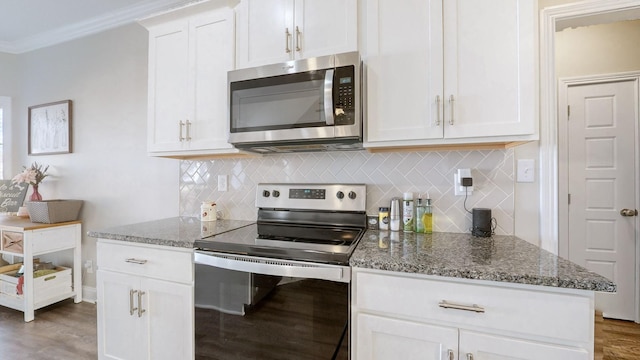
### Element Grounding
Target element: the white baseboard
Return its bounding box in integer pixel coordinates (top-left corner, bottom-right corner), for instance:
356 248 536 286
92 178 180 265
83 286 97 304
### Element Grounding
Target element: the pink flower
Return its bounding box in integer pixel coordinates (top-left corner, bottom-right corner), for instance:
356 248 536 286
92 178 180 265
12 162 49 186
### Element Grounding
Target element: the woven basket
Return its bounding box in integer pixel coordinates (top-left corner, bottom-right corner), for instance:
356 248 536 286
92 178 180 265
25 200 83 224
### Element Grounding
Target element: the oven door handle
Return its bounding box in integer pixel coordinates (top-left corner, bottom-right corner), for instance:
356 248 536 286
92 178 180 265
324 69 335 126
194 251 349 283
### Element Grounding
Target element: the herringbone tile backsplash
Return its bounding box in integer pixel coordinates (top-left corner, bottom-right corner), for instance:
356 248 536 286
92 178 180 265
180 149 515 235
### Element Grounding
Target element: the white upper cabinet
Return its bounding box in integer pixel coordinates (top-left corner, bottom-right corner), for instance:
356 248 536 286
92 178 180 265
235 0 358 69
143 4 241 157
364 0 538 148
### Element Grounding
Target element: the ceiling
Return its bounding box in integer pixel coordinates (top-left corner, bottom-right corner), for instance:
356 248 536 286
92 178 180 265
0 0 194 54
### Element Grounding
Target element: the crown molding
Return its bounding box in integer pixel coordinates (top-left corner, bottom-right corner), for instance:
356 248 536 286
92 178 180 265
0 0 195 54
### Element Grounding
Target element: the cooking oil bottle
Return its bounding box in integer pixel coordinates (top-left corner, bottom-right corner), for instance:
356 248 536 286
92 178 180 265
415 195 426 233
423 197 433 233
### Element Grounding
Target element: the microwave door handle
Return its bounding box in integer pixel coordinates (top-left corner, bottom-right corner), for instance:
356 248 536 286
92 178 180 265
324 69 335 126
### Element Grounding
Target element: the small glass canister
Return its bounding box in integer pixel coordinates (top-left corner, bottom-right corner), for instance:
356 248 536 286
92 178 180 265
378 207 390 230
201 201 217 222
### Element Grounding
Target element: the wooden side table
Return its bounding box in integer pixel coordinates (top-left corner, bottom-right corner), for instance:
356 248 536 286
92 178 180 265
0 216 82 322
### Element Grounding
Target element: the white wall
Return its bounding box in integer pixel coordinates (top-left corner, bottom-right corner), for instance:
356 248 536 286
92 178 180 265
7 24 179 289
0 53 18 178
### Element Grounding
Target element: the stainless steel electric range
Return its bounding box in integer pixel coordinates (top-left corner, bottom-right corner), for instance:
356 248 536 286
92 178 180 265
194 183 366 360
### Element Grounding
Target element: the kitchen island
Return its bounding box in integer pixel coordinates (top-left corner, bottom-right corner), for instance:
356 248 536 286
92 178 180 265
350 230 615 360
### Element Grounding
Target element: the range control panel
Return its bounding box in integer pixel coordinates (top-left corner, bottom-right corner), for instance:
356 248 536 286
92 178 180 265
256 183 366 212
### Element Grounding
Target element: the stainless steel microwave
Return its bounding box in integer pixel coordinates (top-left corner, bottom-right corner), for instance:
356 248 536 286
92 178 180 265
228 52 361 153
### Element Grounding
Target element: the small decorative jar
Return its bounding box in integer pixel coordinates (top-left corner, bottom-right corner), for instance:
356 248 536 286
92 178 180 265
201 201 217 222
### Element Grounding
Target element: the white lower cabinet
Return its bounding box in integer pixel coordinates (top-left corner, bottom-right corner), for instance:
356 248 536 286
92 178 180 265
97 240 194 360
356 313 458 360
352 268 594 360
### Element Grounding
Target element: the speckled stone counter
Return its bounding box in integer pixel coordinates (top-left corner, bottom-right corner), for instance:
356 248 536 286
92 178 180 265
87 216 254 248
350 230 616 292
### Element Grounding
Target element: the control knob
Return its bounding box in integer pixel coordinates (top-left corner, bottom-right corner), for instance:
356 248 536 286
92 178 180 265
336 191 345 199
348 191 357 200
272 190 280 198
262 190 270 198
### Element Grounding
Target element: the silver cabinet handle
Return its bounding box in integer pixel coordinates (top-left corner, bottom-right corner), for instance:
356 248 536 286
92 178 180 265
125 258 148 265
129 289 138 316
439 300 485 313
620 208 638 217
179 121 185 141
448 349 454 360
436 95 442 126
185 120 192 141
467 354 474 360
295 26 302 51
137 291 146 317
285 28 292 53
449 95 455 125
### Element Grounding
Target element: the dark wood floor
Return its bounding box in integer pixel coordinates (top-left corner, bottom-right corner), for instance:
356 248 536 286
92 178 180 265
0 299 638 359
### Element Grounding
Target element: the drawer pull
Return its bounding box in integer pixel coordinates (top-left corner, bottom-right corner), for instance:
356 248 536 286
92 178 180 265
43 275 56 281
439 300 485 313
448 349 454 360
467 354 474 360
125 258 148 265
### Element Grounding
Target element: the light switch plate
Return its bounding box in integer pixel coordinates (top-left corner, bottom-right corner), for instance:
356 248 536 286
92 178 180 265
517 159 535 183
217 175 228 191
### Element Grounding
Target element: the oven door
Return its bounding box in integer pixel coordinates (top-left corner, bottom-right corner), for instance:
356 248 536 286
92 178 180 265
194 251 350 360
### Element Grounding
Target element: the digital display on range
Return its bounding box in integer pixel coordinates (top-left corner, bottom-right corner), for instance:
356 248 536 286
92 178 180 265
289 188 326 199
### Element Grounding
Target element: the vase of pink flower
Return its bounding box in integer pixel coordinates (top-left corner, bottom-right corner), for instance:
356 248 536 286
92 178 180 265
12 162 49 201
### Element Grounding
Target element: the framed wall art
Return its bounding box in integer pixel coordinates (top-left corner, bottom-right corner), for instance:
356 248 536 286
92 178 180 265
28 100 72 155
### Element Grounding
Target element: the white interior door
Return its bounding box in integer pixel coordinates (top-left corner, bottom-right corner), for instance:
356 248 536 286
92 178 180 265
565 79 638 321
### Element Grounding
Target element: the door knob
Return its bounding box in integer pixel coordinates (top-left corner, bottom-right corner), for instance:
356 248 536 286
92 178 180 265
620 209 638 217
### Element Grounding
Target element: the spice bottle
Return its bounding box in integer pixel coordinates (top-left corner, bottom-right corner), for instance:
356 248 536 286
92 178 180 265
402 192 414 232
378 207 390 230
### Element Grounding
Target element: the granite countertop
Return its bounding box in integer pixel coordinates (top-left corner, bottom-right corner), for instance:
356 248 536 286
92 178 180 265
88 217 616 292
87 216 254 248
350 230 616 292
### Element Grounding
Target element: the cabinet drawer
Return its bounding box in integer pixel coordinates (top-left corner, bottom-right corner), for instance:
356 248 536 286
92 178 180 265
97 240 193 284
31 226 78 254
354 271 593 344
2 231 23 253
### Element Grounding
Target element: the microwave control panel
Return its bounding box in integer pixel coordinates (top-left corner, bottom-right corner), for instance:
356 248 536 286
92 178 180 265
334 65 355 125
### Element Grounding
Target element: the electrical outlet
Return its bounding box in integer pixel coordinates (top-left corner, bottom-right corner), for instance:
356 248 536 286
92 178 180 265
217 175 228 192
454 168 474 196
84 260 93 274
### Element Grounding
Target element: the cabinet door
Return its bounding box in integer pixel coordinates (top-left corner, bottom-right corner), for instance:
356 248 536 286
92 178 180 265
145 278 194 360
235 0 294 68
147 20 189 152
188 9 236 152
459 331 590 360
364 0 444 144
443 0 536 139
355 313 458 360
97 271 146 360
293 0 357 60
